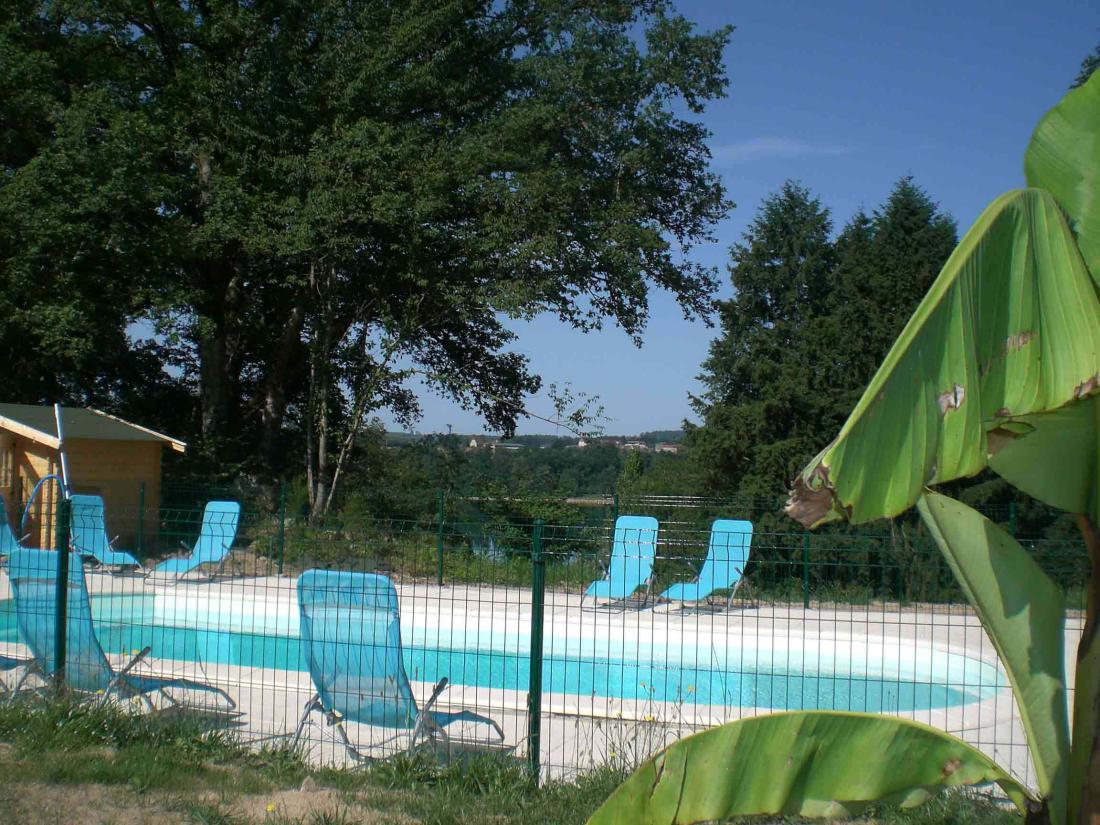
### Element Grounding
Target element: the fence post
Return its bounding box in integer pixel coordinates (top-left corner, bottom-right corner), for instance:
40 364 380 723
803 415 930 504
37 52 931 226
611 492 619 524
436 488 446 586
801 531 811 610
136 481 145 557
53 496 72 688
1008 500 1017 538
527 518 546 785
277 483 287 576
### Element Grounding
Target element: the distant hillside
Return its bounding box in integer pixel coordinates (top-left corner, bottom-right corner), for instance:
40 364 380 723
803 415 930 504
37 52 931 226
385 429 684 445
636 430 684 443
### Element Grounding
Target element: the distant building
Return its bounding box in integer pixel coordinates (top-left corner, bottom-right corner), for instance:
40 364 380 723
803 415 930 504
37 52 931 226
575 438 588 449
655 442 680 454
621 441 650 452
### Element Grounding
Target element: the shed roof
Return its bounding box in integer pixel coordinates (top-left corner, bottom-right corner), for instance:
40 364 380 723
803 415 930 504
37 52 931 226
0 404 186 452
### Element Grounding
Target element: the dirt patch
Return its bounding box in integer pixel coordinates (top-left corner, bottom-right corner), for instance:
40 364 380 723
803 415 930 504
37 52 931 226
0 781 170 825
0 780 410 825
234 787 407 823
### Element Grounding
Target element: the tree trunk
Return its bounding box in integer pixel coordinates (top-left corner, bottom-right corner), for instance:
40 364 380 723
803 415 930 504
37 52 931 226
198 325 231 448
260 294 307 473
307 287 334 521
194 256 243 461
310 394 330 520
1073 514 1100 825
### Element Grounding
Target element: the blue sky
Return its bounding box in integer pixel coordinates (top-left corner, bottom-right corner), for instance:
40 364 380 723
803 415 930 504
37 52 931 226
380 0 1099 437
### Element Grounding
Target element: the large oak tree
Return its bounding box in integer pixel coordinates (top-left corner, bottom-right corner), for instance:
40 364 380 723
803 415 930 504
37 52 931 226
1 0 732 512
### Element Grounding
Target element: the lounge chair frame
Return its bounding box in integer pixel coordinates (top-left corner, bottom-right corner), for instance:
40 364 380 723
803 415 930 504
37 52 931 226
69 494 144 573
291 570 504 761
6 548 236 711
153 501 241 582
580 515 660 610
658 519 754 610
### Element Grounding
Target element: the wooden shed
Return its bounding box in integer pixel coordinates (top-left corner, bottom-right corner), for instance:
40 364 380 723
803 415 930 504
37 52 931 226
0 404 186 550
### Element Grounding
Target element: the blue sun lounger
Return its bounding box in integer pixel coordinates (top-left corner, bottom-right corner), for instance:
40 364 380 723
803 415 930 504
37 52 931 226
660 519 754 608
6 547 235 709
0 504 34 695
581 515 659 607
70 494 143 571
292 570 505 759
153 501 240 579
1 498 24 560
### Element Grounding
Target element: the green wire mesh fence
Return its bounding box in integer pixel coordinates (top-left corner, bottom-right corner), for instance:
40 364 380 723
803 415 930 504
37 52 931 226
0 484 1087 794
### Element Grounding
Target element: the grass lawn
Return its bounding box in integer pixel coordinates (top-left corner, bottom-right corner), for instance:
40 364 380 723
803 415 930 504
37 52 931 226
0 695 1020 825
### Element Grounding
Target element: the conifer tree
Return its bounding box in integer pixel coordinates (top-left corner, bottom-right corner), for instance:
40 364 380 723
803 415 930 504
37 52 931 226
687 178 956 501
686 182 837 499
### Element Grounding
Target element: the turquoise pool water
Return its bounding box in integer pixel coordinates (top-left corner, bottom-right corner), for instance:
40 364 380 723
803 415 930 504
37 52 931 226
0 596 1004 712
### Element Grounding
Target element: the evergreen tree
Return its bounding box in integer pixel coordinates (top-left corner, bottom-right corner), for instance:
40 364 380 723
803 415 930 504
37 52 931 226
830 177 957 407
1074 43 1100 88
687 178 957 502
685 182 838 499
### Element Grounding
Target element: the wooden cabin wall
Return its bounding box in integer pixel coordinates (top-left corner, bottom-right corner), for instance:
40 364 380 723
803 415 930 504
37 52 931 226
12 438 59 549
66 439 162 555
0 437 163 555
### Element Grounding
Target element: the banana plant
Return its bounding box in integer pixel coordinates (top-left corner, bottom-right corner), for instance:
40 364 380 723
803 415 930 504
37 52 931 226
588 73 1100 825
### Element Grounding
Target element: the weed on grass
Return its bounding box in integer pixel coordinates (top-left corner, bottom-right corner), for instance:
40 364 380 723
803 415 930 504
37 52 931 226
185 801 244 825
866 790 1019 825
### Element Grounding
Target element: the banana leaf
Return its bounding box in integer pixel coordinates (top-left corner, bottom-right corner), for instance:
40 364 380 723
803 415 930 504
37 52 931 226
786 187 1100 528
1025 71 1100 285
586 711 1030 825
918 491 1068 823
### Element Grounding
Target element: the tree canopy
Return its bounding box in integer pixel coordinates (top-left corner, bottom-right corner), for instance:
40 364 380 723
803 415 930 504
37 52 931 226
1074 43 1100 88
0 0 733 509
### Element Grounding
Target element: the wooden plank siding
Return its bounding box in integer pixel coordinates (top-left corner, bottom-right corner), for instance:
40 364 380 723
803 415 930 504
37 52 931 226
3 438 162 553
66 439 161 553
11 437 59 549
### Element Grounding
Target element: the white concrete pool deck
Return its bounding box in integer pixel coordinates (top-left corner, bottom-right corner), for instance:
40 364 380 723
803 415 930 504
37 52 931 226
0 571 1082 789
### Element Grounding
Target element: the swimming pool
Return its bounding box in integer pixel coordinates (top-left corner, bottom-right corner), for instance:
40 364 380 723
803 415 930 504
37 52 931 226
0 592 1004 712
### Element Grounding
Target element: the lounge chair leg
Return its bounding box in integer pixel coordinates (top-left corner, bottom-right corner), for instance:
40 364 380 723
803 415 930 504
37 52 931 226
291 693 323 749
159 687 180 709
293 694 366 761
331 718 367 762
5 666 30 702
411 714 448 754
106 646 153 698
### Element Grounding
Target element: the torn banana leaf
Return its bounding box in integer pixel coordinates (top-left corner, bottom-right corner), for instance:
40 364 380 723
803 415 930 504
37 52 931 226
786 187 1100 528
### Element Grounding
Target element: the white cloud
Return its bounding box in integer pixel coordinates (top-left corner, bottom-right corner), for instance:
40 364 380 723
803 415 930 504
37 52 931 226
710 137 851 164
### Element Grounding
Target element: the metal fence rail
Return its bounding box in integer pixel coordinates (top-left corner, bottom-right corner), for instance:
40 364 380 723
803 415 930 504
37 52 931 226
0 490 1086 793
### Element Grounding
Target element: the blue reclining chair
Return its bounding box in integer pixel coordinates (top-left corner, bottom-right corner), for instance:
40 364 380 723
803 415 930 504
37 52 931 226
1 497 23 560
0 504 34 695
154 501 240 580
70 494 143 572
0 654 36 699
660 518 754 608
292 570 505 759
7 547 235 710
582 515 659 607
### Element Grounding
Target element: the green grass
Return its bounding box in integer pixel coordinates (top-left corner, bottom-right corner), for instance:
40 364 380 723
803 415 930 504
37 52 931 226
0 693 302 795
0 695 1020 824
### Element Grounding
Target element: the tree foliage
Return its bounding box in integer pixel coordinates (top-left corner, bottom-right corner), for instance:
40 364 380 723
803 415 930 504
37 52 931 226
1073 43 1100 88
686 178 956 500
0 0 732 504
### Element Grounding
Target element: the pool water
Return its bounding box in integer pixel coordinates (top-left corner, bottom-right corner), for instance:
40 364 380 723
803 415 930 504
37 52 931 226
0 595 1004 712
